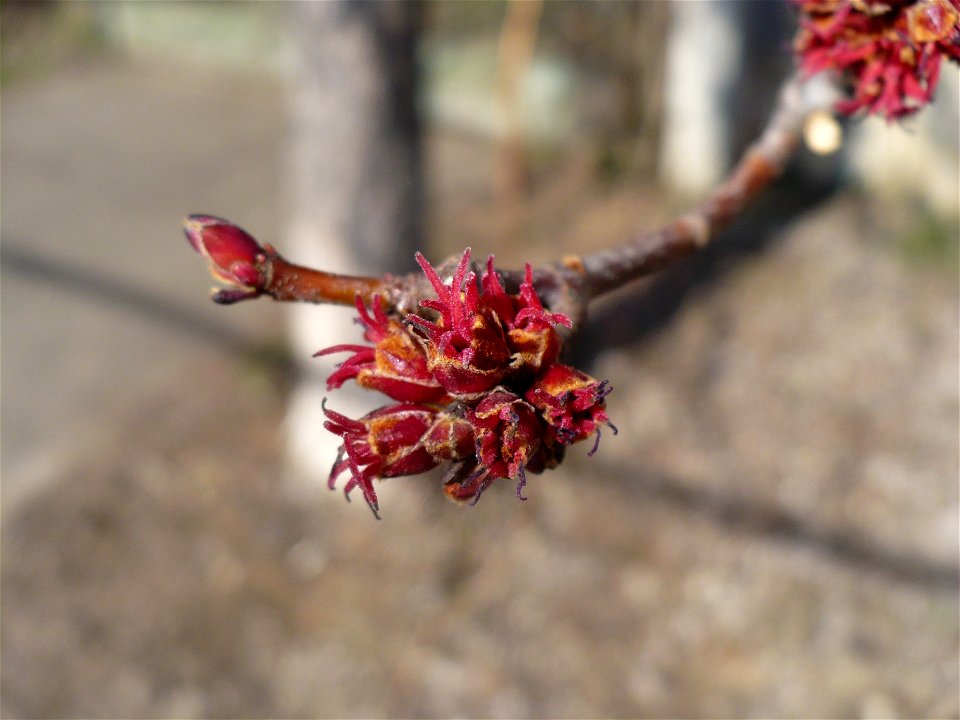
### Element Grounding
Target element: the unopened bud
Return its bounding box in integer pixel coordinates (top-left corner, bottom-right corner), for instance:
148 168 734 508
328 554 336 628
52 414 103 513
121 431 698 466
183 214 269 300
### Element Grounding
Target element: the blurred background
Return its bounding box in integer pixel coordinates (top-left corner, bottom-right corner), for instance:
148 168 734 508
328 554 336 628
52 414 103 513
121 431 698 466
2 1 957 717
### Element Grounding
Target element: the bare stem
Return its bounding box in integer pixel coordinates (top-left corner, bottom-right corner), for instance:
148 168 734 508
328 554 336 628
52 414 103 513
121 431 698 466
517 71 839 316
265 254 386 306
578 72 815 300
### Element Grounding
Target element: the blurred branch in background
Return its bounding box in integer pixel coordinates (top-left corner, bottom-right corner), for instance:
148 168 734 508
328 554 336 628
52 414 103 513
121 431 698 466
0 1 103 83
494 0 543 205
1 242 260 359
613 461 960 590
490 2 670 212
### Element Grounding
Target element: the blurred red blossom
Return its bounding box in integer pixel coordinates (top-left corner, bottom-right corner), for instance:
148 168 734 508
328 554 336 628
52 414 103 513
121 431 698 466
794 0 960 119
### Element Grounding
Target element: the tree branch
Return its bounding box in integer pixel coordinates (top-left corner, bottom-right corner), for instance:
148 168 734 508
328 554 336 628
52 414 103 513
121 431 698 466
519 71 840 319
190 72 839 326
257 251 386 307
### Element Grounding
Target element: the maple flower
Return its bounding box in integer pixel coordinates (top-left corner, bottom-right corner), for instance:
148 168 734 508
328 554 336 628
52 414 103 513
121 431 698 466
323 401 474 517
482 257 573 377
527 363 617 452
316 295 448 404
405 249 514 396
793 0 960 119
320 248 613 514
442 390 544 503
406 249 572 397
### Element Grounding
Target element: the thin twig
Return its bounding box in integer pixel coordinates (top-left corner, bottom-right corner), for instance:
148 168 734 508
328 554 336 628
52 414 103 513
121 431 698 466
519 71 839 317
494 0 544 201
262 252 386 307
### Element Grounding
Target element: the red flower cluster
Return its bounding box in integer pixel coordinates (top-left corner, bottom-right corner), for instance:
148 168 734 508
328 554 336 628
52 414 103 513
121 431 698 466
794 0 960 119
320 250 615 516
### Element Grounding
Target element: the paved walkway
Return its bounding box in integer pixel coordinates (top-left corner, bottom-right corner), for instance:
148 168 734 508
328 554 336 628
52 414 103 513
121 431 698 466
1 59 286 514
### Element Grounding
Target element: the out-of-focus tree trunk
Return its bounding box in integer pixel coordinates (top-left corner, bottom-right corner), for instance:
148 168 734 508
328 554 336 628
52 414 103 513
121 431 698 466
658 2 742 197
494 0 543 205
627 1 670 176
284 0 423 487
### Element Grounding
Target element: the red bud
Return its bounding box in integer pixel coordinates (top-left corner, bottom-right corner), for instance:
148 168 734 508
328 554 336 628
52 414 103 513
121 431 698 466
183 214 269 295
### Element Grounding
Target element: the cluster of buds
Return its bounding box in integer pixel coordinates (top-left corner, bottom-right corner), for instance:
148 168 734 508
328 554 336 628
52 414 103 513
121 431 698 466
182 215 615 517
320 249 615 516
793 0 960 119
